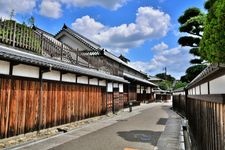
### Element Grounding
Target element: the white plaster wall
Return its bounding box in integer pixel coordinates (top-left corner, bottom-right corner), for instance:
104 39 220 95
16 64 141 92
201 82 208 95
43 70 60 81
107 82 113 92
146 87 151 94
210 75 225 94
99 80 106 86
196 86 200 95
89 78 98 85
113 83 119 88
188 89 192 95
62 73 76 83
137 85 140 93
0 60 10 75
60 36 84 50
141 86 145 94
119 84 123 93
193 87 196 95
174 92 179 95
77 76 88 84
13 64 39 78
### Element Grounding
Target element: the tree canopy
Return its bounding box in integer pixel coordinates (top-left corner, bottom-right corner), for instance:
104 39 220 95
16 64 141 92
178 7 207 82
155 73 175 82
178 7 205 64
200 0 225 63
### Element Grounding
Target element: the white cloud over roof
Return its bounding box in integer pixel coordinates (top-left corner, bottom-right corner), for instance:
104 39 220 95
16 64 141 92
72 7 170 54
129 43 192 79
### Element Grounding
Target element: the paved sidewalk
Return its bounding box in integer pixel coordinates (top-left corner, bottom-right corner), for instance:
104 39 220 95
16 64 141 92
6 102 184 150
156 104 184 150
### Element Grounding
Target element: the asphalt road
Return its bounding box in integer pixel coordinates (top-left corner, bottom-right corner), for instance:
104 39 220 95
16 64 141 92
50 103 170 150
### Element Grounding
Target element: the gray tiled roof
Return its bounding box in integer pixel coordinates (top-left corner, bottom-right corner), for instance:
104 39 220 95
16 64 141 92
55 25 101 50
123 73 157 86
55 25 147 76
0 45 129 83
186 64 225 88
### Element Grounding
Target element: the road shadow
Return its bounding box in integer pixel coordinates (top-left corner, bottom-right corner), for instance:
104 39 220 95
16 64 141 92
117 130 162 146
157 118 168 125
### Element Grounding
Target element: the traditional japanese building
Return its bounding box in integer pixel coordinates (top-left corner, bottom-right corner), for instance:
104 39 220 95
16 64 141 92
0 20 156 139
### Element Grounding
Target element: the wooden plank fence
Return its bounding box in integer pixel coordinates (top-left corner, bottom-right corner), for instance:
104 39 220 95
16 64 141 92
186 95 225 150
172 94 186 116
173 94 225 150
0 77 108 138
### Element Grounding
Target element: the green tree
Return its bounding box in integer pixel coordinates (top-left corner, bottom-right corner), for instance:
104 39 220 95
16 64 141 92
173 81 187 90
178 7 205 64
185 65 206 82
178 7 207 82
200 0 225 63
155 73 176 90
155 73 175 82
158 80 173 90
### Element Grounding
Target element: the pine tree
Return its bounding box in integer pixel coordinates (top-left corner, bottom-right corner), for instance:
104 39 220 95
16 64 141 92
178 7 207 82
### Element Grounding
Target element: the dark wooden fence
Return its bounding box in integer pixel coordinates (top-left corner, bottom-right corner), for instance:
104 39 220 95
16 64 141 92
0 77 108 139
173 94 225 150
186 95 224 150
172 94 186 116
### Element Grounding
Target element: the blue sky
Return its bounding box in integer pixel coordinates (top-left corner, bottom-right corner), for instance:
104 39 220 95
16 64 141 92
0 0 206 79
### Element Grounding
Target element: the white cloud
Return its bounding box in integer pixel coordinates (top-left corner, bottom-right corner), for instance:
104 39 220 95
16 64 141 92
129 44 192 79
60 0 128 10
72 7 170 55
0 0 36 19
72 16 104 35
152 42 168 51
40 0 62 19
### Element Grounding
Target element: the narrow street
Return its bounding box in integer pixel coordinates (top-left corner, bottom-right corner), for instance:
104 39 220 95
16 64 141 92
12 102 182 150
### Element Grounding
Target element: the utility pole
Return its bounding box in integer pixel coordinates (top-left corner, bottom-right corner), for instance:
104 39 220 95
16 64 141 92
164 67 167 80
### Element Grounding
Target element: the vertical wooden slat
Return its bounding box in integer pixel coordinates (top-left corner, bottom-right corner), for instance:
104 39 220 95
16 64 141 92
8 79 19 137
220 104 224 150
75 84 79 121
57 83 62 125
50 82 54 127
42 82 48 129
17 80 27 134
34 81 40 131
217 104 221 150
0 78 2 138
67 84 71 123
0 79 11 138
52 82 56 127
71 85 75 122
222 104 225 149
29 81 35 132
82 85 85 119
61 84 65 124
